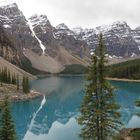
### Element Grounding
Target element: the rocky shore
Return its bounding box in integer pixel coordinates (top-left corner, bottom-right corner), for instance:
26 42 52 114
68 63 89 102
117 128 140 140
106 77 140 83
11 90 43 101
0 83 43 102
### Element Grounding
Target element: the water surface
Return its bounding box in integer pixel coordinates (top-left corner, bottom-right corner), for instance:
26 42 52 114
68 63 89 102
11 76 140 140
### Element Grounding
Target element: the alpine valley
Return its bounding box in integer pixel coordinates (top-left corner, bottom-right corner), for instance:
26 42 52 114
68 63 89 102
0 3 140 74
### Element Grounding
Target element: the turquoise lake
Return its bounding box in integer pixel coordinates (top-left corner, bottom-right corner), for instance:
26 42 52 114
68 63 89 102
11 76 140 140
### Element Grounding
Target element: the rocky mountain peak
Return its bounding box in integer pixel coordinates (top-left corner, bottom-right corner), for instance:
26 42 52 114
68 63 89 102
54 23 75 39
0 2 27 25
73 27 84 34
135 26 140 31
95 20 131 35
0 3 18 9
29 14 51 28
56 23 69 30
112 20 127 26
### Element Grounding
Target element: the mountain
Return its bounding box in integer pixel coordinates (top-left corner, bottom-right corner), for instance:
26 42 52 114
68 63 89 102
0 3 140 74
0 3 90 74
73 21 140 57
0 56 34 78
28 15 89 62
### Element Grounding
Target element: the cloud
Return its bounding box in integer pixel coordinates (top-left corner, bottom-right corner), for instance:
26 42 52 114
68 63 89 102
0 0 140 29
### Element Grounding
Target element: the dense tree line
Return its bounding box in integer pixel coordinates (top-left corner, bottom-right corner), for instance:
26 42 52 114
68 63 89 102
22 76 30 94
78 34 121 140
106 58 140 79
0 97 16 140
0 67 30 93
0 67 16 85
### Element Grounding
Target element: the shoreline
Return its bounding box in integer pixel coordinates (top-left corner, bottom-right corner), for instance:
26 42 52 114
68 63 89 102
36 74 140 83
106 77 140 83
11 90 43 102
0 83 44 102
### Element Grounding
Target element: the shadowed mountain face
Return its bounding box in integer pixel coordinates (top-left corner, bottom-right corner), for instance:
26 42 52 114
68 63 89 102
0 21 19 65
0 3 90 73
74 21 140 57
0 3 140 73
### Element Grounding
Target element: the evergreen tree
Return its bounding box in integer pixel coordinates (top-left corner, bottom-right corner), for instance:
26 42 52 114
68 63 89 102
136 100 140 107
0 69 2 86
0 97 16 140
136 99 140 116
22 76 30 93
7 70 11 84
78 33 121 140
0 67 17 85
22 76 25 93
16 74 19 91
11 74 16 85
25 77 30 93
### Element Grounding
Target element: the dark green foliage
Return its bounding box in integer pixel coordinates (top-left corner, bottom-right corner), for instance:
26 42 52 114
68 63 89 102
16 74 19 90
0 97 16 140
135 99 140 116
135 100 140 107
60 64 88 74
78 33 121 140
0 67 17 85
11 74 16 85
106 58 140 79
129 129 140 140
22 76 30 93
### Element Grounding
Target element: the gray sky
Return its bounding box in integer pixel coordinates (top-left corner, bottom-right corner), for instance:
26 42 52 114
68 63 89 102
0 0 140 29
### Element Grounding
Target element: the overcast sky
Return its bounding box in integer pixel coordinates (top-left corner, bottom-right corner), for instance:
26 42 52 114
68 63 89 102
0 0 140 29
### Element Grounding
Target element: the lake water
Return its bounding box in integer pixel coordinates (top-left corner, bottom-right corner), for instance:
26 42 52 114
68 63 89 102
11 76 140 140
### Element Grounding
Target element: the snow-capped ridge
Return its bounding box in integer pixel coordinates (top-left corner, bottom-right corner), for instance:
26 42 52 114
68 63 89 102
73 27 84 34
112 21 127 26
56 23 69 30
29 14 50 28
54 23 75 39
135 26 140 31
95 20 130 34
27 19 46 54
0 2 18 9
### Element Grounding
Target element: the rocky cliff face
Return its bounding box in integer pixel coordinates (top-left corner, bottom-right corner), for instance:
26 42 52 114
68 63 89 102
0 3 140 73
0 22 19 65
73 21 140 57
0 3 41 55
29 15 89 58
0 3 89 73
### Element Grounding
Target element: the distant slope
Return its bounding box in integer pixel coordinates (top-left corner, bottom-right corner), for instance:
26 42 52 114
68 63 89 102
106 58 140 79
60 64 88 74
0 57 34 78
23 49 64 73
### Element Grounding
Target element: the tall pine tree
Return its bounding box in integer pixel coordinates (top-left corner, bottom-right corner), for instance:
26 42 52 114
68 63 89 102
22 76 30 94
136 99 140 107
0 97 16 140
78 33 121 140
16 74 19 91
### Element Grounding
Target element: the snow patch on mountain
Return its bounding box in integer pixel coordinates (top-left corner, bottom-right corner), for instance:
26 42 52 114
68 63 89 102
3 24 11 28
95 21 130 34
56 23 69 30
131 53 136 57
29 14 52 34
54 23 75 39
29 14 49 27
0 2 17 8
27 19 46 54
